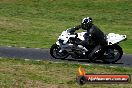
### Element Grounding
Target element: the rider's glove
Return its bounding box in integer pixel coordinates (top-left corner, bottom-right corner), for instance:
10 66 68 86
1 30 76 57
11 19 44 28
74 25 81 30
67 28 75 34
67 25 81 34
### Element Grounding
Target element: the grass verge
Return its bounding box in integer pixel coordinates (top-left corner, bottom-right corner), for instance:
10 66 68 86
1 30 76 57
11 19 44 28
0 58 132 88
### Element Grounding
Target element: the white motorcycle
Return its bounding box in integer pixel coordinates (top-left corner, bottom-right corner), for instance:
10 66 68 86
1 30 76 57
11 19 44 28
50 29 127 63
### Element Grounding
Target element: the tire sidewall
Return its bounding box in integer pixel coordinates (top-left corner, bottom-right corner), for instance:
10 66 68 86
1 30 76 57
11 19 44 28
50 44 69 59
103 44 123 63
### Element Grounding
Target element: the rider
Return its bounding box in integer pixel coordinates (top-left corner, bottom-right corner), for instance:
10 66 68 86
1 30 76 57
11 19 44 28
68 17 106 61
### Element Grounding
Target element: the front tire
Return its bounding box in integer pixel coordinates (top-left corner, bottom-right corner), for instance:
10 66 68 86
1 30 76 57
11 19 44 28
103 44 123 63
50 44 69 59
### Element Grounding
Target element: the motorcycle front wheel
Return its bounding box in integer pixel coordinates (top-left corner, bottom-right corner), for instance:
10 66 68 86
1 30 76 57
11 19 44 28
102 44 123 63
50 44 69 59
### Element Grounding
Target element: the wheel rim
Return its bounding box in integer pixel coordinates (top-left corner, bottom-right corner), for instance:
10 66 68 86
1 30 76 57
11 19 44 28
52 46 68 58
104 48 121 62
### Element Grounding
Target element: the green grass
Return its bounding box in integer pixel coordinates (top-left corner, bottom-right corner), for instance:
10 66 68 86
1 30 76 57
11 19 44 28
0 58 132 88
0 0 132 53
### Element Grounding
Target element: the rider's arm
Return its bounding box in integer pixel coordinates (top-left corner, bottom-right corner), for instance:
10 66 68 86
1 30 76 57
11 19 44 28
84 28 94 45
67 25 82 34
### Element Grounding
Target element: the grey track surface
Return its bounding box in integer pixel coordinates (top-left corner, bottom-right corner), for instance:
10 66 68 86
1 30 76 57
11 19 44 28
0 46 132 67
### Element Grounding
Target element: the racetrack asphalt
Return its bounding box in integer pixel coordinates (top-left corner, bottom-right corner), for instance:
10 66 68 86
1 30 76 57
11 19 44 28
0 46 132 67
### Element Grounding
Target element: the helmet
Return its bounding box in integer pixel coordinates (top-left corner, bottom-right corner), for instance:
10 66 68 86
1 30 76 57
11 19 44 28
81 17 93 29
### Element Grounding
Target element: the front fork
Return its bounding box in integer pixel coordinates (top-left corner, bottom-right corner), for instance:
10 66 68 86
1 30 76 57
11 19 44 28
55 41 63 53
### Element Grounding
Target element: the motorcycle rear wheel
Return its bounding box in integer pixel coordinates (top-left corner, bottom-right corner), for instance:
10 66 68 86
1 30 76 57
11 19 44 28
102 44 123 64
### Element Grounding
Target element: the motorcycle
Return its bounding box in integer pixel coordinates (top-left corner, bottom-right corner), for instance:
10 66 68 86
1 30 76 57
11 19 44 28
50 29 127 63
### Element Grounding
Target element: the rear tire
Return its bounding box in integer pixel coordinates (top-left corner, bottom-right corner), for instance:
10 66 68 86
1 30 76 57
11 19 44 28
50 44 69 59
103 44 123 64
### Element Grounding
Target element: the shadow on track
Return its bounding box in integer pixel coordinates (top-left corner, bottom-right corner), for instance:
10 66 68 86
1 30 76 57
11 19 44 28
53 58 124 65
